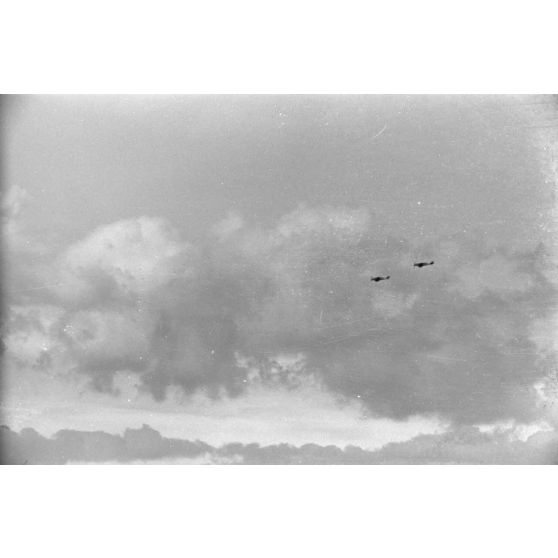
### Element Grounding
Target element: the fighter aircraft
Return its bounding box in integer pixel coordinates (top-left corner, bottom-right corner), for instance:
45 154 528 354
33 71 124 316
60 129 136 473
370 275 390 282
413 261 434 268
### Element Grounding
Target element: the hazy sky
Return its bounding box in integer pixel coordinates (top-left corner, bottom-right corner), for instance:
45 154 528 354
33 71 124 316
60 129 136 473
2 95 557 464
3 95 555 246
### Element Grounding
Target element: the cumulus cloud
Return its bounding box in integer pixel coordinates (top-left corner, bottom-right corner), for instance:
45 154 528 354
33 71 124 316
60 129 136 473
1 184 48 259
2 184 29 237
54 216 193 304
2 423 557 465
3 304 66 372
4 205 557 426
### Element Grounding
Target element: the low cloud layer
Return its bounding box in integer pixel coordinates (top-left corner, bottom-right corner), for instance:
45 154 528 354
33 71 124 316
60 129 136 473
4 192 558 426
2 423 557 465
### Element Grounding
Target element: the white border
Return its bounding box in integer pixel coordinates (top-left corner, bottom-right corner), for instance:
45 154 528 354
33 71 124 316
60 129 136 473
1 1 558 93
1 466 557 557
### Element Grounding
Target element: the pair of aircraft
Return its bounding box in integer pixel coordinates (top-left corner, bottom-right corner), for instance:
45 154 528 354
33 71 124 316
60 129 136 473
371 261 434 282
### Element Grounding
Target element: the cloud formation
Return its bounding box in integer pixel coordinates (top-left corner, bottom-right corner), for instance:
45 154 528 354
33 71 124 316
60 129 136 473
1 184 30 245
4 202 557 426
2 423 557 465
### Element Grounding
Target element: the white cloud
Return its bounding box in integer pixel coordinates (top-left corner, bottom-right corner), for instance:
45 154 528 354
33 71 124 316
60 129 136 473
450 254 533 299
1 184 46 255
275 205 370 240
212 211 245 240
57 216 193 301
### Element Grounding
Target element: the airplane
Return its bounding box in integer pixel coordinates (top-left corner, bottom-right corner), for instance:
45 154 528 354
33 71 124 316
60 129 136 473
370 275 390 282
413 261 434 268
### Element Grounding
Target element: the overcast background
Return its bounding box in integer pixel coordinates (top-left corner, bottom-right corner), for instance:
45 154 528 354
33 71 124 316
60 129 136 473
2 94 557 464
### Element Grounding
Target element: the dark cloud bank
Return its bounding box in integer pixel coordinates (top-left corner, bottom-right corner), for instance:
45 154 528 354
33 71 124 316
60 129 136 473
2 424 558 465
6 208 557 427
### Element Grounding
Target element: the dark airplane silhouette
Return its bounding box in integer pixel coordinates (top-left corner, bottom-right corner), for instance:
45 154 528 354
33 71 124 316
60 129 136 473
371 275 390 282
413 261 434 268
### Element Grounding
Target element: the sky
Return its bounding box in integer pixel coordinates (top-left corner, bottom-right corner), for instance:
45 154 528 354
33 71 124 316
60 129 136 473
1 94 558 464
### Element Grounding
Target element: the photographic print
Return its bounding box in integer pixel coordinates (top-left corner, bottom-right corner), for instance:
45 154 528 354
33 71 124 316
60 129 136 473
1 94 557 464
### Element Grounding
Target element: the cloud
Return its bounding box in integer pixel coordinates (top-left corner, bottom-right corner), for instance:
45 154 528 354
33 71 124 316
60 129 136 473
3 304 66 371
2 423 557 464
60 309 154 392
4 205 557 426
450 254 534 299
364 425 558 464
0 424 212 465
54 216 193 304
1 184 29 225
211 211 245 241
228 211 556 425
1 184 48 258
7 215 275 398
